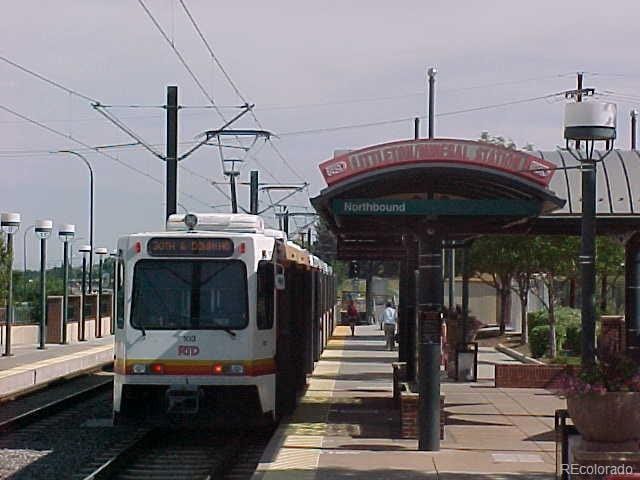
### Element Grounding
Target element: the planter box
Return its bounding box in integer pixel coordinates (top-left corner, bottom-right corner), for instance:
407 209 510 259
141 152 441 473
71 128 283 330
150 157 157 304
399 388 445 440
494 364 576 389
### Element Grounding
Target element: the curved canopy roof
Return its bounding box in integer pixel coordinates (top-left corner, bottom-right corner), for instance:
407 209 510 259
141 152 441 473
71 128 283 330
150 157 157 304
311 139 640 259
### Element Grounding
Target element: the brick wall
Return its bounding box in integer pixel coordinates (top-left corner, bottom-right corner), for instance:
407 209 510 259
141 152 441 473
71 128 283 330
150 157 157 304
400 391 445 439
494 364 577 389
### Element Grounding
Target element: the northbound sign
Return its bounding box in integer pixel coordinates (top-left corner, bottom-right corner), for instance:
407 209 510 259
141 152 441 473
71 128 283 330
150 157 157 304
333 199 540 216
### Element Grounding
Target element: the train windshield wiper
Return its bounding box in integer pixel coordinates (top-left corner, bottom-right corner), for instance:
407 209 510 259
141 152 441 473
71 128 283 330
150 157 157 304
201 317 237 337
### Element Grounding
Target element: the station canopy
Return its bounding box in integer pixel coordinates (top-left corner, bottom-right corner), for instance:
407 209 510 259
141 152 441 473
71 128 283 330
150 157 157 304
311 138 640 260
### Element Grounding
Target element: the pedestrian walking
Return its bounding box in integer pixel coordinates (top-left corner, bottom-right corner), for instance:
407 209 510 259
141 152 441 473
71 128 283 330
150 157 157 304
381 302 397 350
347 300 358 337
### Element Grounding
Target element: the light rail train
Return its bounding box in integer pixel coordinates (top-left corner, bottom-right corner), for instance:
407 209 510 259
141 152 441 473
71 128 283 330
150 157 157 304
112 213 336 424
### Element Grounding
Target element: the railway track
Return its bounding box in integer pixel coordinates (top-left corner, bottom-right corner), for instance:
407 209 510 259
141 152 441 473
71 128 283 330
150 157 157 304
0 375 113 434
81 426 273 480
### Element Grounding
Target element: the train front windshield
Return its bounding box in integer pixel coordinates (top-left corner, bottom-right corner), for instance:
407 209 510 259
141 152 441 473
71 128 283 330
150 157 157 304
131 260 248 330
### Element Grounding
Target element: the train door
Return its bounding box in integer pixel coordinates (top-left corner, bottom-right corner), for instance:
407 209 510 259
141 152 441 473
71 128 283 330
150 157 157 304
255 260 276 363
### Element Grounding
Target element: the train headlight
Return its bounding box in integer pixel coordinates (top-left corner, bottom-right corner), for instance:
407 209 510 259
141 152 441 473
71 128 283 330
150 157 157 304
132 364 147 374
228 364 244 375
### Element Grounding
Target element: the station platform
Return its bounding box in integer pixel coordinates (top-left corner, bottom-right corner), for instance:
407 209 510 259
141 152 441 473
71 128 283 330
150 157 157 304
0 336 113 399
254 325 565 480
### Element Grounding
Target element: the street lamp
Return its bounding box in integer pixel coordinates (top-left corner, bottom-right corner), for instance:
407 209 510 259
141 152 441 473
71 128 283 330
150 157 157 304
35 220 53 350
2 212 21 356
109 249 118 335
78 244 91 341
95 247 108 338
58 150 94 294
58 224 75 344
564 100 617 367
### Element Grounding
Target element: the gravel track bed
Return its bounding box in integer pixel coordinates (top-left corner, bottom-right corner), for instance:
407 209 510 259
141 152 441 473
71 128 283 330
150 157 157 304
0 390 139 479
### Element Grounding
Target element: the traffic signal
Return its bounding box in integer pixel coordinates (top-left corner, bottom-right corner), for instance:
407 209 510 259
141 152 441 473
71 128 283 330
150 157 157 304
348 260 360 278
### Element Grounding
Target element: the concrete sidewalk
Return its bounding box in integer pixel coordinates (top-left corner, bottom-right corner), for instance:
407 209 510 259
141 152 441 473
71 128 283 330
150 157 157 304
0 336 113 398
254 325 565 480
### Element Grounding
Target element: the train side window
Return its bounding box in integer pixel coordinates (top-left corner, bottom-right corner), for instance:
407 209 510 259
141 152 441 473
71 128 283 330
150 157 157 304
257 260 274 330
116 259 125 329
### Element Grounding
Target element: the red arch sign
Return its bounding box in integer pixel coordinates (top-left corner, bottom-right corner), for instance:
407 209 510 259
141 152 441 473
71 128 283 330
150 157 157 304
319 139 557 187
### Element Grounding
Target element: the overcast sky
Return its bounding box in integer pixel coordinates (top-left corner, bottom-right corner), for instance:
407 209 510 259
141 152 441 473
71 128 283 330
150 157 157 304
2 1 640 268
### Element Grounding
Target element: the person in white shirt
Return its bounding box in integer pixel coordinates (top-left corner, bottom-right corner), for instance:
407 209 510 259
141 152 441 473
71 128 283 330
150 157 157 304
380 302 398 351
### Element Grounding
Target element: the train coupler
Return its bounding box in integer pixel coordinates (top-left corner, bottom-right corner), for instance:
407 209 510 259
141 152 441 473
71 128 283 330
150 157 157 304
166 385 200 414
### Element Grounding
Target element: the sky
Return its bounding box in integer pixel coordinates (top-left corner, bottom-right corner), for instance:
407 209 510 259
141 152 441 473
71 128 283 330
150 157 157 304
2 0 640 268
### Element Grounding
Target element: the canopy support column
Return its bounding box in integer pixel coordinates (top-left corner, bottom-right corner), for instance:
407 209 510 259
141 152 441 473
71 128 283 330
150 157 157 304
417 233 443 452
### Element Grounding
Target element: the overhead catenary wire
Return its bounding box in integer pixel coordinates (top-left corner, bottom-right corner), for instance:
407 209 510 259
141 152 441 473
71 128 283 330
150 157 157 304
176 0 305 182
0 103 211 209
278 91 566 137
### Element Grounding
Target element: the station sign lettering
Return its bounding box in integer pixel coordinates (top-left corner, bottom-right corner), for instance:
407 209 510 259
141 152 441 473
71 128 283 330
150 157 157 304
147 237 234 257
320 139 556 187
333 199 540 216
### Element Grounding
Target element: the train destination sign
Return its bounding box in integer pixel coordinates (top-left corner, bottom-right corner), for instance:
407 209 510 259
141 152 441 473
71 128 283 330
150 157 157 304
333 199 540 216
147 237 235 257
320 139 557 187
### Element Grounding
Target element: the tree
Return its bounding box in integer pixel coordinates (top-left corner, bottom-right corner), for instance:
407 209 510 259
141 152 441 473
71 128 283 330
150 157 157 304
595 236 624 314
0 234 9 305
470 237 519 334
532 236 580 358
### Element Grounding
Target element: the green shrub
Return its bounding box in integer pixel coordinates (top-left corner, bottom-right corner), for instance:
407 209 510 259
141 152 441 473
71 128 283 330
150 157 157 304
563 323 582 355
527 310 548 334
527 307 581 355
530 325 550 358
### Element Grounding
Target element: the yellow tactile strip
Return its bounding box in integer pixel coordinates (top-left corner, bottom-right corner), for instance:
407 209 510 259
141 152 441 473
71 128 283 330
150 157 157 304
255 326 349 480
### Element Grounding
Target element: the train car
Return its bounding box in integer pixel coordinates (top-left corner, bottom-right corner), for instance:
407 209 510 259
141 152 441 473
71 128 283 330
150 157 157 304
112 213 336 425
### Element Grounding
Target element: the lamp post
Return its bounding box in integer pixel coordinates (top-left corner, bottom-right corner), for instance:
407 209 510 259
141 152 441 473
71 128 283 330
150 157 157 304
58 151 94 294
78 244 91 341
95 247 108 338
109 249 118 335
564 100 617 367
35 220 53 350
58 225 75 344
2 213 20 356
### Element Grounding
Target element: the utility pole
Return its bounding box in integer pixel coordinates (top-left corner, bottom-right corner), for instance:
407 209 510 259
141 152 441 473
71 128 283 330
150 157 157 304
414 117 420 140
166 86 178 220
250 170 259 214
229 172 239 213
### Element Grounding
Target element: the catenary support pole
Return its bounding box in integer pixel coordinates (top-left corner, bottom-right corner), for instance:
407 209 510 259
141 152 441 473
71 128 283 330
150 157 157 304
250 170 259 214
230 174 238 213
414 117 420 140
166 86 178 220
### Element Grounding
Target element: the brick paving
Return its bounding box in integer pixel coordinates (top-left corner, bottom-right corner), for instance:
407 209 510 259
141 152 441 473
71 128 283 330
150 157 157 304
254 325 566 480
